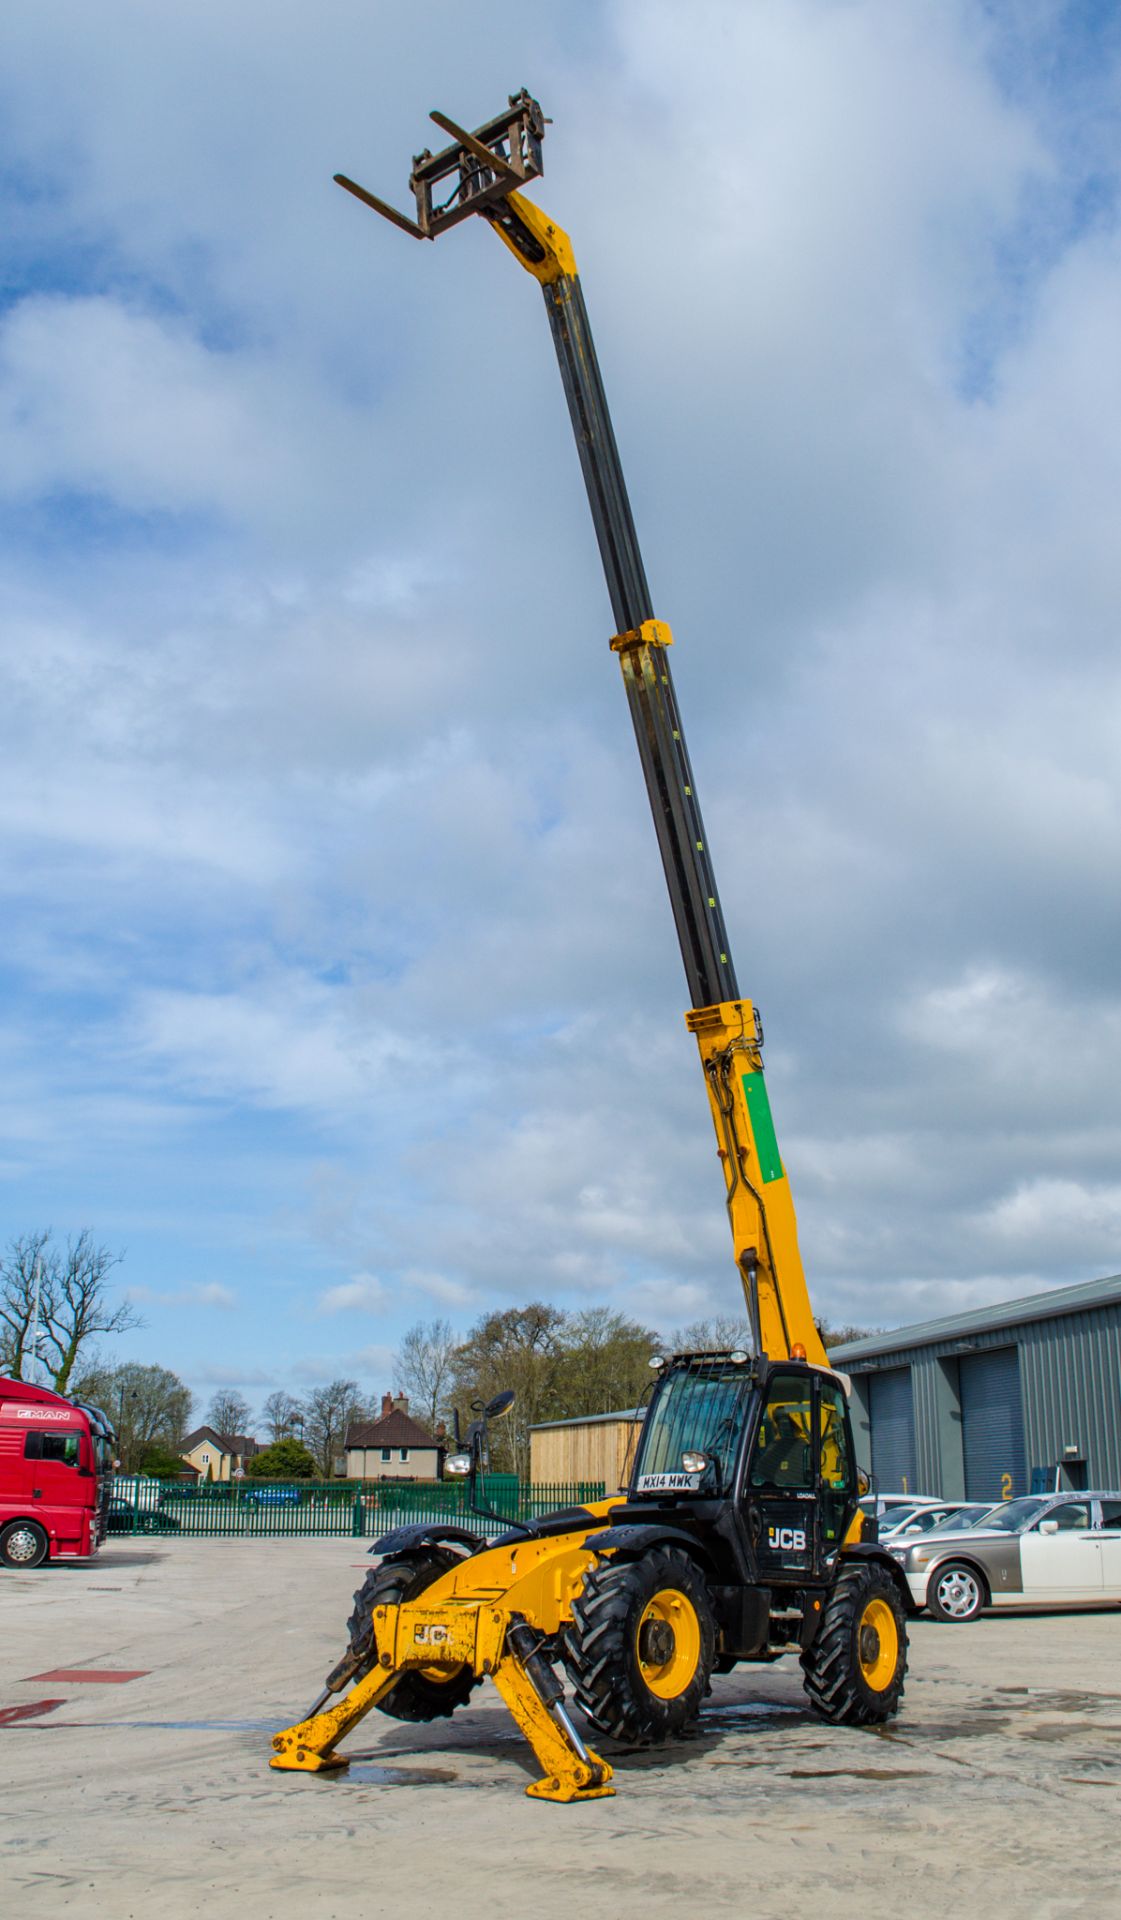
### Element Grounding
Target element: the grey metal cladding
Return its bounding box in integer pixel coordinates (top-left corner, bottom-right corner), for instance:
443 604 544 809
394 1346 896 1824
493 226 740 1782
832 1278 1121 1496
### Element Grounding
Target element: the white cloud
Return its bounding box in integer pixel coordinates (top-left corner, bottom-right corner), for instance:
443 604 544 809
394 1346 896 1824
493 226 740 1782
133 982 408 1115
127 1281 237 1311
315 1273 388 1316
0 296 298 521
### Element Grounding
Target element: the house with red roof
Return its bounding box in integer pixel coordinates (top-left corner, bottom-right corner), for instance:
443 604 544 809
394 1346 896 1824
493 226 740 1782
344 1393 445 1481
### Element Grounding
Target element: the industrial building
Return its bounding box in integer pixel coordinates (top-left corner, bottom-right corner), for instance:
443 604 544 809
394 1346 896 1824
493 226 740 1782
830 1273 1121 1502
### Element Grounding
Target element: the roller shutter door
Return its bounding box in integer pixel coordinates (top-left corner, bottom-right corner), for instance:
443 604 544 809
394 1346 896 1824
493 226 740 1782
961 1347 1026 1502
869 1368 917 1494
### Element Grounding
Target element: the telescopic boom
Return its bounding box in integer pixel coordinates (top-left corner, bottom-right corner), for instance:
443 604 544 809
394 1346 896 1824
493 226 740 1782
336 91 827 1367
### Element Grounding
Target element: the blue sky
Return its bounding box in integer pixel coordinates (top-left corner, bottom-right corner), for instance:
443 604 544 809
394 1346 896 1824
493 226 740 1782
2 2 1120 1422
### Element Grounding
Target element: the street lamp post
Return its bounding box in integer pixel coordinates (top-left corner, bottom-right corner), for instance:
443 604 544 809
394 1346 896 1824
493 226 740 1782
116 1386 135 1474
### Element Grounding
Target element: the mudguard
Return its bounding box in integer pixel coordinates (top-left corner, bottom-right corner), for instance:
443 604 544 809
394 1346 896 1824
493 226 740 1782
590 1522 714 1569
838 1541 915 1609
367 1521 481 1558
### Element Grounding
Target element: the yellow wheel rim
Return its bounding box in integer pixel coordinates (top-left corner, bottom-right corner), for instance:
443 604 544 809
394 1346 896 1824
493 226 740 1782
857 1596 898 1691
636 1588 701 1700
418 1663 465 1686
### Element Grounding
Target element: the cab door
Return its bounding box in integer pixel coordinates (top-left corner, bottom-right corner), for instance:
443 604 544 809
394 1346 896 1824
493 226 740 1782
743 1371 818 1584
24 1426 86 1546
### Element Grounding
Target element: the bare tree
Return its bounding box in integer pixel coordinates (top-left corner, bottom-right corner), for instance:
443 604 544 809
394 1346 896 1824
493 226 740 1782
816 1318 879 1350
0 1229 142 1392
669 1315 752 1354
303 1379 365 1477
206 1389 252 1439
394 1318 458 1430
260 1389 304 1443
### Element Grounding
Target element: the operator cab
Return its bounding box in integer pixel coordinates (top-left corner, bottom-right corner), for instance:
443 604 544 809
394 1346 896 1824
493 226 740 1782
628 1352 858 1585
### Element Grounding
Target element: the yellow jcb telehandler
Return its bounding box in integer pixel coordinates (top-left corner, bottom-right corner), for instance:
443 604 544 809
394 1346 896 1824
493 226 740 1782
271 91 909 1804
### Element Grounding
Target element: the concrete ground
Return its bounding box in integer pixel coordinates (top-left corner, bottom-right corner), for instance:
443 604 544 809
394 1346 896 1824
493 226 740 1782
1 1539 1118 1919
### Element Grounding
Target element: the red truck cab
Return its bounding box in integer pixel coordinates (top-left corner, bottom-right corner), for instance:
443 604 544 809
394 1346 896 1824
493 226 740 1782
0 1377 116 1567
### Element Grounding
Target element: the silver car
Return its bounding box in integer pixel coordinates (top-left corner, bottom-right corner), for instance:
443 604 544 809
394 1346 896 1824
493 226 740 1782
888 1491 1121 1622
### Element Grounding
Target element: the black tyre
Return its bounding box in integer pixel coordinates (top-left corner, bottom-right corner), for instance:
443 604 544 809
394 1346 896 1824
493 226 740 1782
563 1546 715 1745
926 1559 986 1624
347 1548 482 1723
800 1561 907 1725
0 1520 49 1569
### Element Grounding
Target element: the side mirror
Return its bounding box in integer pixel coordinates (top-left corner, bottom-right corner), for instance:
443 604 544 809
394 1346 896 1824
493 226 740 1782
1038 1519 1059 1534
444 1453 472 1477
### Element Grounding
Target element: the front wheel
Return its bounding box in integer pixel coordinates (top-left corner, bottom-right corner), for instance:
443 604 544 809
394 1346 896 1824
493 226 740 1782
563 1546 715 1745
926 1560 986 1623
347 1548 482 1723
801 1561 907 1724
0 1520 49 1569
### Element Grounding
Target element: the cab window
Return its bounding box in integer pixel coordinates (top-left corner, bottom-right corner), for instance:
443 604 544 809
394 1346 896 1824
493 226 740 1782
1099 1501 1121 1529
24 1431 81 1466
749 1375 814 1490
817 1383 853 1493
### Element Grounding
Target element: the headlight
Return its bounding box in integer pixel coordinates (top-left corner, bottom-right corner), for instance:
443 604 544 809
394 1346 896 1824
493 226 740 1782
681 1452 709 1474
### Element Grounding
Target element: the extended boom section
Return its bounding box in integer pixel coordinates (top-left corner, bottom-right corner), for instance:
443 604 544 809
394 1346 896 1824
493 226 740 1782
335 93 825 1368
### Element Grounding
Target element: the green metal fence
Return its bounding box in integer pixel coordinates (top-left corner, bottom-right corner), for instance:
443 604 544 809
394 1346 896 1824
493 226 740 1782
108 1478 605 1539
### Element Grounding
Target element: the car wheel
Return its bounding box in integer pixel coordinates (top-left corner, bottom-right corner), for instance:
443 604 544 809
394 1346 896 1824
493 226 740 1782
927 1560 986 1623
0 1520 50 1569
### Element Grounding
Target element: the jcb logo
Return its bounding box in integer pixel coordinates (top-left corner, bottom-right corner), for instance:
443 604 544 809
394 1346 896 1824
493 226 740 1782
413 1623 451 1646
767 1526 806 1551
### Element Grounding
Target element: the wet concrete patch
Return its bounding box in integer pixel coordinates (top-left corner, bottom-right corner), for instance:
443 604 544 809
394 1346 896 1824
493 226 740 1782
784 1767 936 1782
331 1762 459 1786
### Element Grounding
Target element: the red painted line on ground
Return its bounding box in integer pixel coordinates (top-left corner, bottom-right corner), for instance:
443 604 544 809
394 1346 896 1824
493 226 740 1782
24 1668 149 1684
0 1699 67 1725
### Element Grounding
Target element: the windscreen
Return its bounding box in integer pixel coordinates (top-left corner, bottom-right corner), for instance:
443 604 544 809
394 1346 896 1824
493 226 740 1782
977 1497 1048 1533
633 1363 754 1493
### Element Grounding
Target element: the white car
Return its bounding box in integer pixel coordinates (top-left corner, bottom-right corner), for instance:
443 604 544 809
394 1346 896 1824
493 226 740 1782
888 1492 1121 1621
879 1502 991 1543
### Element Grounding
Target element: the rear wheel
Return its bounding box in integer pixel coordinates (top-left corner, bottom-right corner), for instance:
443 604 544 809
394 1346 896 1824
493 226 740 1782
800 1561 907 1724
347 1548 482 1723
0 1520 49 1569
926 1560 986 1623
563 1546 715 1745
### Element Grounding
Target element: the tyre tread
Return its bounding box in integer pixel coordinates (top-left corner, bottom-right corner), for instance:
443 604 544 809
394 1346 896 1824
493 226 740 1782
347 1547 482 1723
800 1561 907 1726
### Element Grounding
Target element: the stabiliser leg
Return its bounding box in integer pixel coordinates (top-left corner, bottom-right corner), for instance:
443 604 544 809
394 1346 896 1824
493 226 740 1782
495 1615 613 1803
270 1662 401 1772
270 1601 613 1801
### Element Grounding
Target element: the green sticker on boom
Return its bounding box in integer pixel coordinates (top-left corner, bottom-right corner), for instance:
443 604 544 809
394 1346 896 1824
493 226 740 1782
741 1072 784 1183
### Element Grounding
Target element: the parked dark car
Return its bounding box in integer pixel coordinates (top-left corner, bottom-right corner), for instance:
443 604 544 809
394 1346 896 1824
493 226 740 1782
105 1499 181 1535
